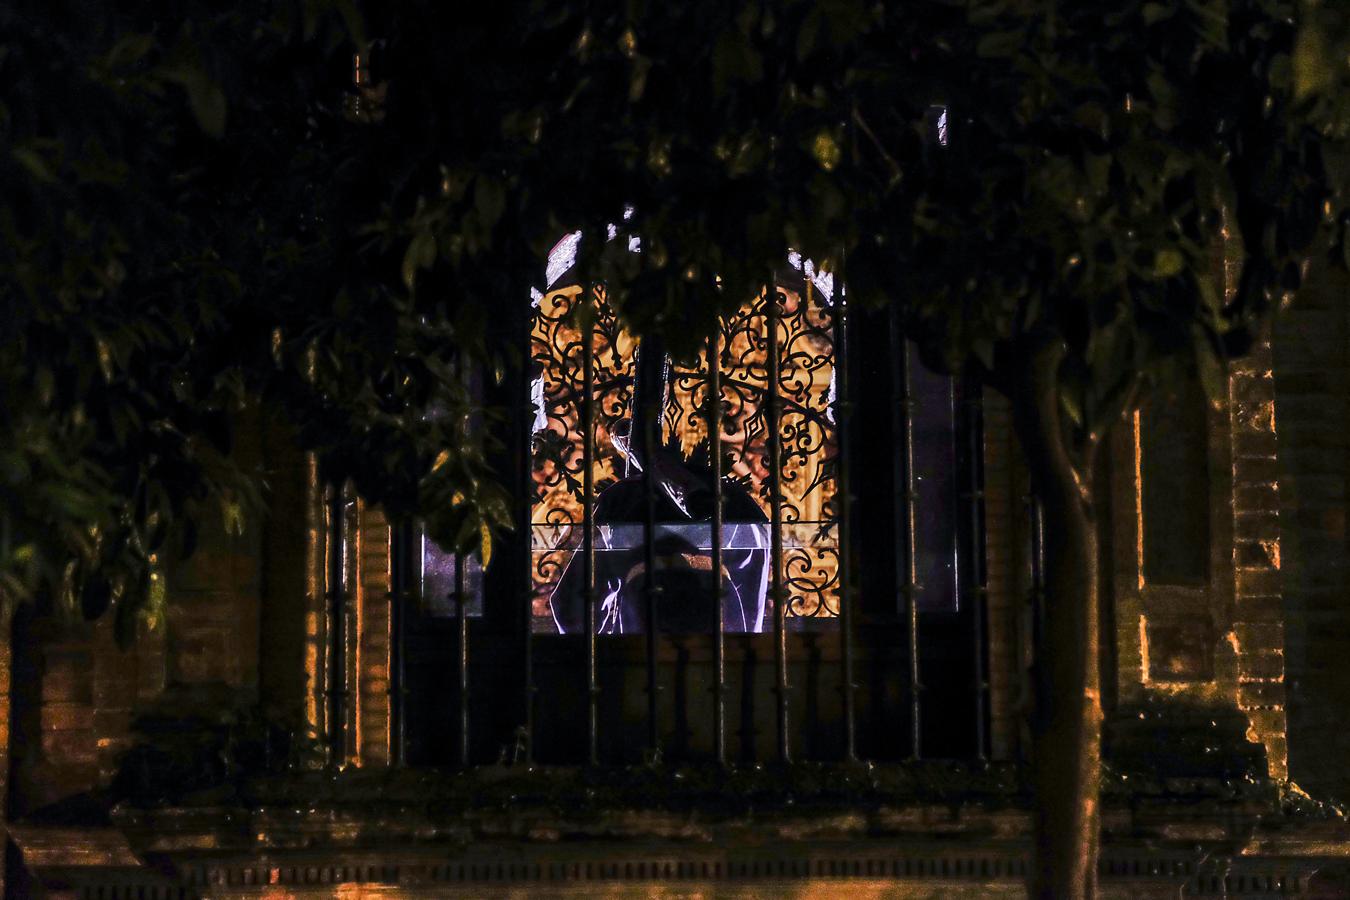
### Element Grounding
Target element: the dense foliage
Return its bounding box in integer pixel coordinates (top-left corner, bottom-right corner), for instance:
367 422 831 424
3 0 1347 658
5 1 1348 895
0 2 510 640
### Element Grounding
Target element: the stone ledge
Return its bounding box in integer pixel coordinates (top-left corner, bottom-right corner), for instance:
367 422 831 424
13 829 1343 900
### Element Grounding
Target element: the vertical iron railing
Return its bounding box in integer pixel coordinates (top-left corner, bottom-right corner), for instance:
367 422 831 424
641 386 660 756
1030 494 1046 650
889 309 922 760
708 322 727 766
456 546 470 768
767 286 790 763
1029 493 1046 699
833 289 857 762
502 266 992 768
326 482 348 767
519 322 536 767
964 379 989 761
581 308 599 765
389 521 408 766
457 359 474 769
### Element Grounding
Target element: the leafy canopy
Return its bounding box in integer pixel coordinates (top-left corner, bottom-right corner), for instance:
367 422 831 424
3 0 1348 636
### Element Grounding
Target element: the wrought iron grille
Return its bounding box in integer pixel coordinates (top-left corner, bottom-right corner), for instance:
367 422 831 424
323 253 991 769
529 277 842 633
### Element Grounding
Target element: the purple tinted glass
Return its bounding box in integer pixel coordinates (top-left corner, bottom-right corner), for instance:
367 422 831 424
421 533 483 617
910 360 959 612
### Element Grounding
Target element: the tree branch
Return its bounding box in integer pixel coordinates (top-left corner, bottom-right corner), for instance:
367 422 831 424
850 107 903 187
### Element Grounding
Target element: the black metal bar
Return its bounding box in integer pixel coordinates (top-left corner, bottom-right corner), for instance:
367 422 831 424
767 285 790 763
520 317 535 767
1029 495 1046 696
389 520 407 766
889 309 922 760
581 307 599 765
327 482 347 768
1016 490 1043 764
832 289 857 762
708 322 726 766
456 543 470 768
965 379 989 761
641 385 660 756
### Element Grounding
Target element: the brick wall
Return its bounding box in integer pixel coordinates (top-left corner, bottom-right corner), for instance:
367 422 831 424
1272 254 1350 801
1228 340 1289 779
354 503 392 766
1089 236 1292 780
982 390 1024 760
257 414 317 741
12 408 272 812
14 613 168 812
163 515 262 691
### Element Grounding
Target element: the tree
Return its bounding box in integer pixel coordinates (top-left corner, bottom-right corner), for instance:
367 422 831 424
0 1 511 641
837 4 1350 895
422 2 1347 895
5 1 1349 897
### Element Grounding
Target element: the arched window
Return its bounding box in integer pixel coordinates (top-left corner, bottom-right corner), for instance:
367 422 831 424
529 238 842 635
375 217 989 765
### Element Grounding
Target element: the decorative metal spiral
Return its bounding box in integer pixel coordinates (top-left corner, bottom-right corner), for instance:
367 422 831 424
530 277 841 628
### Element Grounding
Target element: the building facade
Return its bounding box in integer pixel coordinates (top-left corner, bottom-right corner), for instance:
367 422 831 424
4 251 1350 898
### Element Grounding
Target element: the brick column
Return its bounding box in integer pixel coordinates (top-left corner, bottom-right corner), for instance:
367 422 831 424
981 390 1022 760
1228 341 1289 779
35 636 97 803
303 453 327 756
1272 253 1350 801
355 503 392 766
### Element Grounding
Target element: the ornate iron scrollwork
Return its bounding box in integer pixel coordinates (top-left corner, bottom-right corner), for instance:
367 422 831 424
531 278 840 632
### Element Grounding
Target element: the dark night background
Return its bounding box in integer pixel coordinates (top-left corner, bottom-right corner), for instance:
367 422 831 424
2 1 1350 897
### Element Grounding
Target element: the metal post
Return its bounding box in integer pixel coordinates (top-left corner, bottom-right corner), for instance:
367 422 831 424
641 394 660 756
832 290 857 762
1029 496 1046 696
327 482 347 768
767 285 790 763
708 322 727 766
889 309 922 760
581 308 599 765
965 379 989 761
520 316 535 767
456 546 470 767
389 521 407 766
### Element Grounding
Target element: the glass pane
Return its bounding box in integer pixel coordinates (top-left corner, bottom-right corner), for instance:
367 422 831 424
420 534 483 617
910 357 959 612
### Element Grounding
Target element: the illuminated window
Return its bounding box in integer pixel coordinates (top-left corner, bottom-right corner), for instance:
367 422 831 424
530 236 842 634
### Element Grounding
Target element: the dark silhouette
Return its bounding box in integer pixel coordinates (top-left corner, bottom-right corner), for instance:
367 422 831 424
550 338 769 634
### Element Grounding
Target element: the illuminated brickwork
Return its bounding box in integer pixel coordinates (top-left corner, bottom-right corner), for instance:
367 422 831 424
980 390 1025 760
355 502 392 766
1272 252 1350 802
1228 341 1288 779
2 322 1330 895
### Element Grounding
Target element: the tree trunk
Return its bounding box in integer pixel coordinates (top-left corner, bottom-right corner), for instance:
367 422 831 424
1009 342 1103 900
